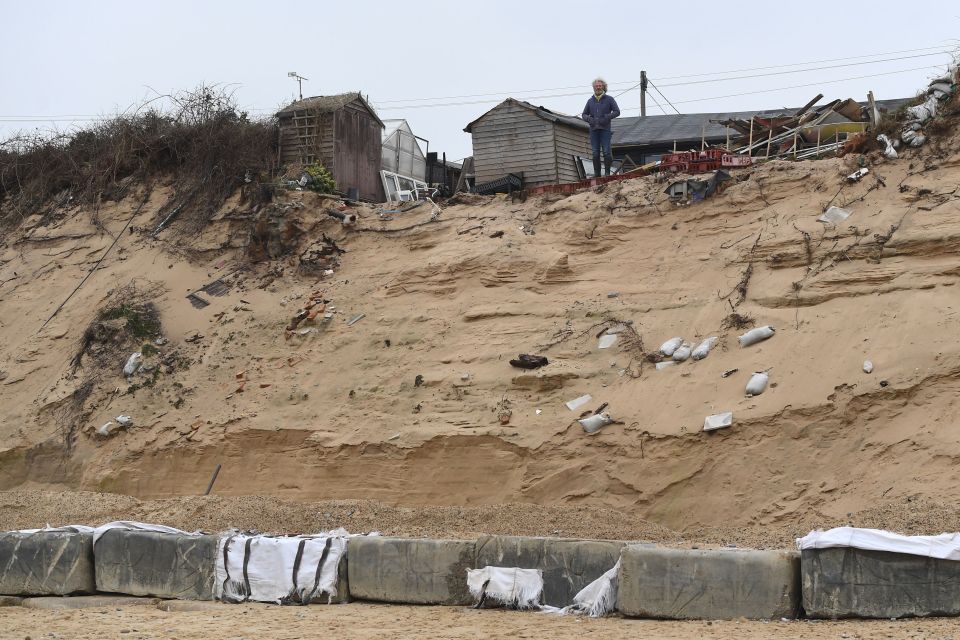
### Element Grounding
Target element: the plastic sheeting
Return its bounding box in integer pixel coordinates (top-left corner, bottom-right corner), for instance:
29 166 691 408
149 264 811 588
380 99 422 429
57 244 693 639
468 566 543 609
797 527 960 561
215 531 349 604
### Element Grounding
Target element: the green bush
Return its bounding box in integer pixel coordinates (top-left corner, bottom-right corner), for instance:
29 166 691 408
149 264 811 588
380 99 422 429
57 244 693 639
304 162 336 194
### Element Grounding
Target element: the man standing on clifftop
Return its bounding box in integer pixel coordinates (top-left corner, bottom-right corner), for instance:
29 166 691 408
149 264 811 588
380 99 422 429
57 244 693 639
582 78 620 177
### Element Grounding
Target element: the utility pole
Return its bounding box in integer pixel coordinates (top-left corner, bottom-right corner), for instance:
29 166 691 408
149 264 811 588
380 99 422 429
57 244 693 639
640 70 648 118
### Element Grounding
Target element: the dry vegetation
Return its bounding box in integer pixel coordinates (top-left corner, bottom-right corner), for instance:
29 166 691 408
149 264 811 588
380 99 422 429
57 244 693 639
0 86 278 235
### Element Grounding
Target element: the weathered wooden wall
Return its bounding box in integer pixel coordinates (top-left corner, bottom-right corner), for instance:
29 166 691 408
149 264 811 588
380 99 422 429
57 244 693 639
553 125 591 183
470 102 558 187
333 102 383 201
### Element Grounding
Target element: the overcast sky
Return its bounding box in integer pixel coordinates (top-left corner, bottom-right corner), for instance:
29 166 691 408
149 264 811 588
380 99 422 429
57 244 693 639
2 1 957 161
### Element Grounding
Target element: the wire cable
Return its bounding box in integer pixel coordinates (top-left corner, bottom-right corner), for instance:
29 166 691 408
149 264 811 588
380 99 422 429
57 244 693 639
647 79 681 114
618 64 940 113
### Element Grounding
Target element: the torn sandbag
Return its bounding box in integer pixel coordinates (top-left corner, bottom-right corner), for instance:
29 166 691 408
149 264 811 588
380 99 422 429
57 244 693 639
215 530 350 605
877 134 898 159
565 559 620 617
691 337 718 361
659 337 683 356
467 567 543 609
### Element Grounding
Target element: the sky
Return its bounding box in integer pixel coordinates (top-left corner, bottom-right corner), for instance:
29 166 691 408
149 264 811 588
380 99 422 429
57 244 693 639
1 0 958 161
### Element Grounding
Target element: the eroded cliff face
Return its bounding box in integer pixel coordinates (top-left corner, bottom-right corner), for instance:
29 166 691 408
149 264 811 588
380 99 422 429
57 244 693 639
3 132 960 533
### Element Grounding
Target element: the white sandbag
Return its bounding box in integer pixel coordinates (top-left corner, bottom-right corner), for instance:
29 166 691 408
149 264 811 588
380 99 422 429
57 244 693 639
906 95 939 123
703 412 733 432
745 372 769 396
863 360 874 374
655 361 677 371
467 566 543 609
691 337 718 361
901 127 927 147
123 352 143 376
579 413 613 434
215 531 348 604
659 337 683 356
876 134 897 160
597 334 618 349
738 325 775 347
797 527 960 560
818 206 851 224
672 343 692 362
565 394 592 411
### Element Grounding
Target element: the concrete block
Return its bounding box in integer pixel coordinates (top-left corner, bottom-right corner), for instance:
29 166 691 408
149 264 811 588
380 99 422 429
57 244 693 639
21 595 160 609
802 547 960 618
618 546 800 620
94 529 218 600
347 537 475 605
0 530 96 596
475 535 624 607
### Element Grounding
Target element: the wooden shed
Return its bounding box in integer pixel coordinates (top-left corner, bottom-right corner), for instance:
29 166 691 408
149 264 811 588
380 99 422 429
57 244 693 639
464 99 590 188
277 92 384 201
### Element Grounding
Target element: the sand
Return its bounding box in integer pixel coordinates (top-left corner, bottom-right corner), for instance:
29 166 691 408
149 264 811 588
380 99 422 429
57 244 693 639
2 117 960 539
3 601 960 639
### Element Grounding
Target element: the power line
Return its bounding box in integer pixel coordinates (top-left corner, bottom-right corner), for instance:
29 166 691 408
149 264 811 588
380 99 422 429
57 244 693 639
656 51 949 88
647 78 681 115
644 89 668 115
619 64 941 113
352 44 956 106
654 44 953 81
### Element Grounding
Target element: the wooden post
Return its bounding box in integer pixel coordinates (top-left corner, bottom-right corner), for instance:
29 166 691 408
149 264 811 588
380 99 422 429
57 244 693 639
867 90 880 130
748 117 754 151
765 127 773 160
726 126 730 151
816 125 821 157
673 140 677 153
792 129 798 159
701 124 706 151
640 70 648 118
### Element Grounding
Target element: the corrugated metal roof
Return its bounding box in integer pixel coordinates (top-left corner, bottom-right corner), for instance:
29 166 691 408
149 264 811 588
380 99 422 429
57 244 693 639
464 98 589 133
612 98 913 146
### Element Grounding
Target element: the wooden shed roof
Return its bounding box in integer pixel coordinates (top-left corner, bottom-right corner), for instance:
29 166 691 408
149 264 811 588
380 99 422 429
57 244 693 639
277 91 384 127
464 98 589 133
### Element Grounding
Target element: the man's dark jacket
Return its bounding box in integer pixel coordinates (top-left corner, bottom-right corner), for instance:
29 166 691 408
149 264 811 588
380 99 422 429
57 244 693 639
582 94 620 131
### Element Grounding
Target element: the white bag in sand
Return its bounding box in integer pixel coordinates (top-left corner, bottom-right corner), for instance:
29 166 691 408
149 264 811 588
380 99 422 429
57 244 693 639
876 134 897 160
691 337 718 361
738 325 775 347
703 412 733 432
745 372 769 397
672 343 693 362
659 337 683 356
579 413 613 434
123 352 143 376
